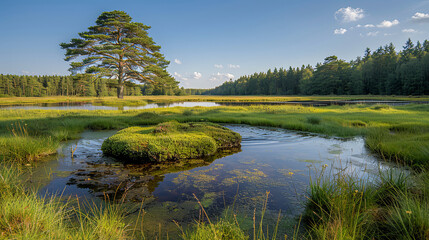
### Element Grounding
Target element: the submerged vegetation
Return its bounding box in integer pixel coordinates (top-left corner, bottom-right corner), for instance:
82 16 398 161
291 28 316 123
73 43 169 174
102 121 241 162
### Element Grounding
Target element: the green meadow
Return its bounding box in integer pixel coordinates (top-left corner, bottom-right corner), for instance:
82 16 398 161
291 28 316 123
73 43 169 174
0 98 429 239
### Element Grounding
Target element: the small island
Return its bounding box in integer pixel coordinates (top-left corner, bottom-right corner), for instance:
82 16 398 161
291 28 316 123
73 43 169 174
101 121 241 162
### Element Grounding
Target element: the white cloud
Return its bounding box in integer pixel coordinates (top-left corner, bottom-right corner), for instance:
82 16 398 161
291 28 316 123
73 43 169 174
209 72 235 82
402 28 417 33
335 7 365 22
193 72 202 79
214 64 223 69
412 12 429 21
356 24 375 28
174 72 188 81
377 19 399 28
367 31 379 37
334 28 347 35
174 59 182 64
228 64 240 69
225 73 234 79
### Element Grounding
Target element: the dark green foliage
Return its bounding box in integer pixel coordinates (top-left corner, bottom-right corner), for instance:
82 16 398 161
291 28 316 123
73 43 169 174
60 11 178 99
374 170 409 206
101 121 241 162
0 74 143 97
306 116 322 125
206 38 429 96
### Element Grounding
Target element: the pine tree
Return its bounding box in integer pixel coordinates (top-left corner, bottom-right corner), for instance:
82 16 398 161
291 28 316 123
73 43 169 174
60 10 176 98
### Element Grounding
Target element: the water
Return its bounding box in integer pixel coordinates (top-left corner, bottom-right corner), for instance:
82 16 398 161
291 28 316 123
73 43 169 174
30 125 391 237
1 99 422 110
0 101 221 110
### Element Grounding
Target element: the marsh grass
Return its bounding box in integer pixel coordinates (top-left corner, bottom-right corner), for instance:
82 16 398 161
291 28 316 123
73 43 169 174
1 103 429 168
304 164 429 240
73 199 129 240
304 165 376 239
180 191 295 240
0 101 429 238
0 122 58 163
0 163 136 240
306 116 322 125
1 95 429 106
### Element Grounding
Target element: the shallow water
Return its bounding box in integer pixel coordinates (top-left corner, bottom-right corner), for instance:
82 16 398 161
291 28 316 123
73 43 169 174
1 99 421 111
30 125 391 237
0 101 221 110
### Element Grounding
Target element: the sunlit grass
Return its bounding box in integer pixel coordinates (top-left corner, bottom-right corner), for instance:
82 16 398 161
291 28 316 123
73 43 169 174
0 100 428 238
1 95 429 106
1 103 429 168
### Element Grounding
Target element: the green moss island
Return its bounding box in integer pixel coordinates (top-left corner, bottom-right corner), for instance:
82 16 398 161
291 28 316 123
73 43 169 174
101 121 241 162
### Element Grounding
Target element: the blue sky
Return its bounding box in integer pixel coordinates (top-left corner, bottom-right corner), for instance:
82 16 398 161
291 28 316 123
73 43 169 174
0 0 428 88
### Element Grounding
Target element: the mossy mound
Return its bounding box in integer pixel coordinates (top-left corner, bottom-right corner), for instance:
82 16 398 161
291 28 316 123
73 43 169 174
101 121 241 162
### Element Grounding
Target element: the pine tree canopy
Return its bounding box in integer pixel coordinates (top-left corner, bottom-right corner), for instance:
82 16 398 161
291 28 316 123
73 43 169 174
60 10 175 98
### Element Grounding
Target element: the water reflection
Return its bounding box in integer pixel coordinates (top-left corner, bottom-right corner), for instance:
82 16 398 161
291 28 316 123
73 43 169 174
1 99 421 111
67 148 241 201
0 101 221 110
31 125 392 238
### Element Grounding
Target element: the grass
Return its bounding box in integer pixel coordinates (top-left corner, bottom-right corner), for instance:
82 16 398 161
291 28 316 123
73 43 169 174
1 103 429 168
0 122 58 163
0 163 134 240
1 95 429 106
303 165 429 240
1 98 429 239
101 121 241 162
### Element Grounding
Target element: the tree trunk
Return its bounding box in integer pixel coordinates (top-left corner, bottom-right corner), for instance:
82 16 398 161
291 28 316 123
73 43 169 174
117 83 124 99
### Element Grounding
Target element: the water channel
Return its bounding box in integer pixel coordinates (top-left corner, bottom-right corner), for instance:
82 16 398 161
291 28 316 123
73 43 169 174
28 124 392 237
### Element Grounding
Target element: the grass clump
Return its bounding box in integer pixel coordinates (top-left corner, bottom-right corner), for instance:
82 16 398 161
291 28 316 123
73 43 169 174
185 219 248 240
102 121 241 162
384 196 429 240
306 116 322 125
304 166 429 240
0 192 68 239
0 136 57 163
304 168 375 239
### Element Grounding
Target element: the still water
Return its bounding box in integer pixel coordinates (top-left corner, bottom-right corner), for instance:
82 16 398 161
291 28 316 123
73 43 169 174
1 99 418 111
1 101 221 110
30 125 390 237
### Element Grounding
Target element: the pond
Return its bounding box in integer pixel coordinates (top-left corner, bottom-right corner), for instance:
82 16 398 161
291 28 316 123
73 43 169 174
30 125 391 238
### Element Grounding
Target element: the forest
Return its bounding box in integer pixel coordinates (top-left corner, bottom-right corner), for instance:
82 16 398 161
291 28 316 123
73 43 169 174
206 38 429 95
2 38 429 98
0 73 189 97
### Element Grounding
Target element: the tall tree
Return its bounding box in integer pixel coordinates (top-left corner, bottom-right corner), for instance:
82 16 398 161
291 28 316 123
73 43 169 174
60 10 174 98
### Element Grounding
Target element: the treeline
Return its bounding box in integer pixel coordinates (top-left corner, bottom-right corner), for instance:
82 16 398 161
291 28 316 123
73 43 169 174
206 39 429 95
0 74 187 97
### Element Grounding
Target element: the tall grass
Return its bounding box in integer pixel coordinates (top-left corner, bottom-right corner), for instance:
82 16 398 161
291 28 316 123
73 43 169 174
304 165 429 240
0 122 58 163
0 163 133 240
180 192 293 240
0 101 429 238
304 166 376 240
